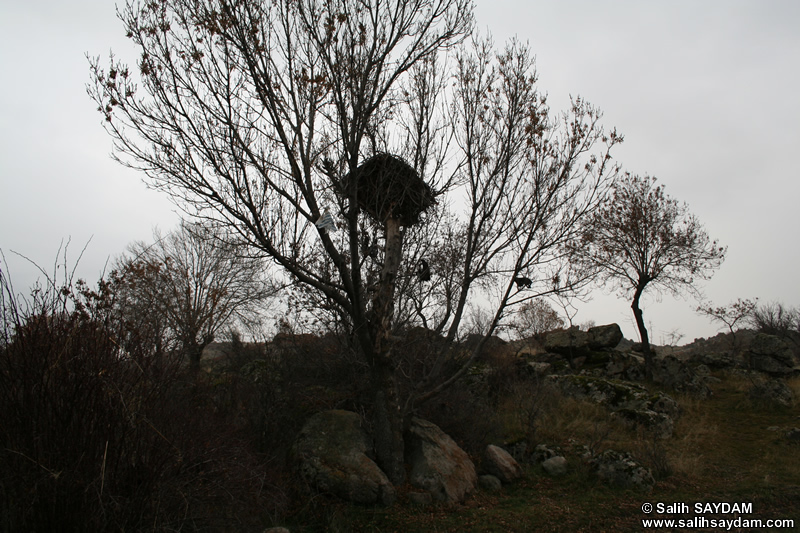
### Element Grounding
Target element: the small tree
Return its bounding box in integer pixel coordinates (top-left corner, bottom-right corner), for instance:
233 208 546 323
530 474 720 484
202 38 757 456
115 221 274 369
511 299 564 339
696 298 757 352
571 173 726 377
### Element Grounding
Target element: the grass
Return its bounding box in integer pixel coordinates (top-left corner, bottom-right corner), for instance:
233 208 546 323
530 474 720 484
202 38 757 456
277 373 800 532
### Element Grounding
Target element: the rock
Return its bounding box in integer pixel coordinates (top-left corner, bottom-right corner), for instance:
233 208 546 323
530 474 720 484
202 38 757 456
649 392 680 418
544 327 589 355
651 354 712 397
612 408 674 438
591 450 654 491
604 351 646 382
405 417 477 503
750 379 795 407
293 410 396 505
587 324 624 349
526 361 552 375
694 364 712 376
407 491 433 505
541 456 568 476
548 375 679 436
696 352 736 369
749 334 798 375
484 445 523 484
505 440 529 464
478 474 502 491
549 375 646 409
785 428 800 442
532 444 557 464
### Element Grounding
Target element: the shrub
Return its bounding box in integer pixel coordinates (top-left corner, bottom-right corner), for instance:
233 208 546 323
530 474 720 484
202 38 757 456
0 265 280 531
750 301 800 344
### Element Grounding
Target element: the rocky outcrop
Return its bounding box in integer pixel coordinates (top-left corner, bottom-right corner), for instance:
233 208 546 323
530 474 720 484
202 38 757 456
548 375 678 437
603 351 646 382
749 334 798 375
293 410 395 505
591 450 654 491
405 418 477 503
612 408 674 439
650 354 712 397
483 444 523 484
749 378 795 407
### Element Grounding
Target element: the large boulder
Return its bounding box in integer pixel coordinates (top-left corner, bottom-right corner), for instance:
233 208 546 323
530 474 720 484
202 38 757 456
544 327 589 355
293 410 395 505
749 334 798 375
405 418 477 503
588 324 624 349
483 445 523 484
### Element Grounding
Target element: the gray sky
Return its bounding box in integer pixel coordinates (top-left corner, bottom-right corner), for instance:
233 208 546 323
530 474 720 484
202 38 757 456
1 1 798 343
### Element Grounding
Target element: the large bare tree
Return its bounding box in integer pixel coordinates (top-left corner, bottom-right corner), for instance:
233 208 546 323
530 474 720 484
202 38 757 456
89 0 621 483
570 173 726 377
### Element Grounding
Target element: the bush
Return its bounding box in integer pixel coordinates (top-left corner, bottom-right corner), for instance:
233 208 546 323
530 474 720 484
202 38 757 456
0 267 280 531
750 302 800 343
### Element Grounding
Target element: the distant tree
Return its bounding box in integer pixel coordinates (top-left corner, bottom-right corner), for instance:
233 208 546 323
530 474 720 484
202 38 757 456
696 298 757 351
88 0 622 483
571 173 726 377
512 299 565 338
115 222 274 369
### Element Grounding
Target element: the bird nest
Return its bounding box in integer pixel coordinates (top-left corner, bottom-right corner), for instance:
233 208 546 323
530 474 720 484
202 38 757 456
342 153 435 226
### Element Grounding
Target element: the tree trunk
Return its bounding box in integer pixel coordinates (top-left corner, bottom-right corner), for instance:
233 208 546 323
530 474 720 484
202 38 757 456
371 358 406 485
369 217 406 485
631 282 653 380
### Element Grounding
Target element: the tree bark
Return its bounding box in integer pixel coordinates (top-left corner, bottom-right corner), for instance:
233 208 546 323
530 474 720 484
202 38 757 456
631 282 653 380
369 217 406 485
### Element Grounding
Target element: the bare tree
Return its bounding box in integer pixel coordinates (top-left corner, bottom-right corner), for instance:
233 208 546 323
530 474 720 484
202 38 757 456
115 221 274 369
88 0 620 483
749 301 800 348
511 299 565 339
571 173 726 377
696 298 757 352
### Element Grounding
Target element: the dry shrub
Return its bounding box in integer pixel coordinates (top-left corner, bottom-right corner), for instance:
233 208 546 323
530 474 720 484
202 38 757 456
633 428 672 479
0 272 283 531
415 378 504 455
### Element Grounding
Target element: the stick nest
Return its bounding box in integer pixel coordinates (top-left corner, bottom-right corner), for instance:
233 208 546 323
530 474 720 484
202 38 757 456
342 153 435 226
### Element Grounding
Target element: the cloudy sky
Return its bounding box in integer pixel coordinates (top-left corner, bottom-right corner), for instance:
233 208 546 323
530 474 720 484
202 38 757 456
1 1 798 343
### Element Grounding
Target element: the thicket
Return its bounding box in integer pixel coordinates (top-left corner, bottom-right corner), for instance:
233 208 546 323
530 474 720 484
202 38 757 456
0 263 285 532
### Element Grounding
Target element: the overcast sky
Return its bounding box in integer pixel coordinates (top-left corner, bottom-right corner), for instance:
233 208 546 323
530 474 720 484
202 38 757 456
1 1 798 343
